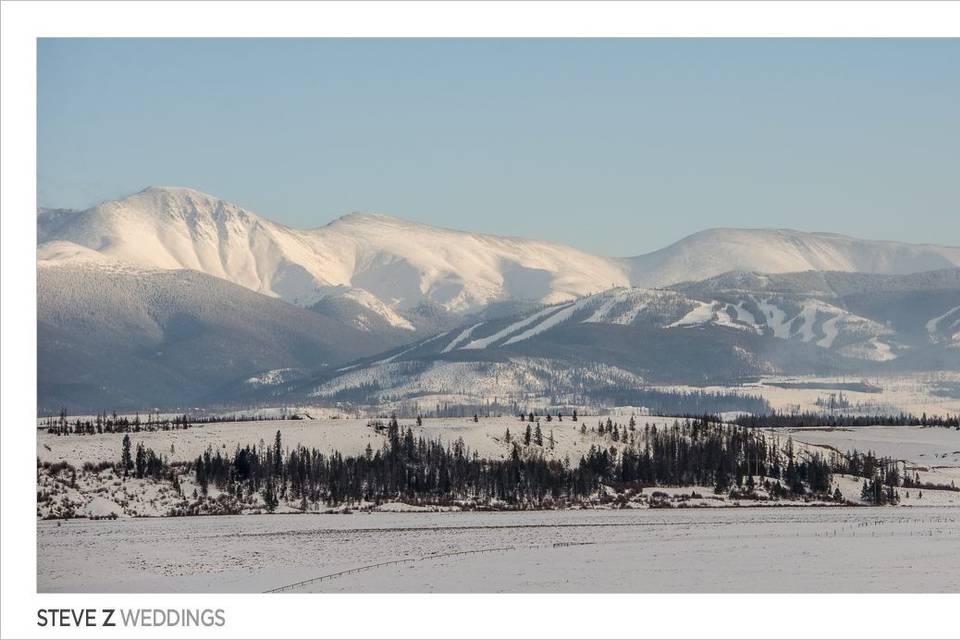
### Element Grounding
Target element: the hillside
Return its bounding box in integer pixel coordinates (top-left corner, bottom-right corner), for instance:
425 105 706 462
38 252 394 412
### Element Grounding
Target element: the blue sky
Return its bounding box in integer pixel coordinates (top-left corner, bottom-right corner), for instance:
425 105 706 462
38 38 958 255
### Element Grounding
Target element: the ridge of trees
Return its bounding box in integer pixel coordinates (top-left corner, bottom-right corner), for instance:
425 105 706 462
731 411 958 429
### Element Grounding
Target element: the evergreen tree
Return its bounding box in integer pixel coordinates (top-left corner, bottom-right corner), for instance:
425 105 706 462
135 443 146 478
120 434 132 478
273 430 283 475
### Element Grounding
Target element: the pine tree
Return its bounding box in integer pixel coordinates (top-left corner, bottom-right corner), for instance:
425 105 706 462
135 443 146 479
273 430 283 475
121 434 132 478
572 409 578 422
524 424 532 446
534 423 543 446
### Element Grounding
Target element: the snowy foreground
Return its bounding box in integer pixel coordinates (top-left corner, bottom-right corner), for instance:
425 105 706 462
37 507 959 593
35 416 960 593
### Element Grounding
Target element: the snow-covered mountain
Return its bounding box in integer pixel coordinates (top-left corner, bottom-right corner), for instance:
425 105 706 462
622 228 960 289
38 187 626 329
38 187 960 334
238 269 960 408
36 186 960 411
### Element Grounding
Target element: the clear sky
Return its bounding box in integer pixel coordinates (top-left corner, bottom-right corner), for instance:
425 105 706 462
38 38 958 255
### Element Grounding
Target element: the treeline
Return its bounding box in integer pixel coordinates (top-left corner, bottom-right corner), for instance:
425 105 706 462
730 412 959 429
591 387 772 416
188 412 305 424
42 410 194 436
41 409 308 436
64 419 923 511
183 418 840 509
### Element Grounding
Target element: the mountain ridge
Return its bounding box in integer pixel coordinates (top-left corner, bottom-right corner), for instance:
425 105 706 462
38 187 960 334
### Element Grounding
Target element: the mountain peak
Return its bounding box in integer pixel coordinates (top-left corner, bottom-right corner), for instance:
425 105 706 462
133 185 222 201
328 211 418 227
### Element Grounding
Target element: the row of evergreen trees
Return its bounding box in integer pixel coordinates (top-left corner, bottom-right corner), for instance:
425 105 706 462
731 411 959 429
43 410 194 436
180 418 844 509
42 408 310 436
96 418 934 510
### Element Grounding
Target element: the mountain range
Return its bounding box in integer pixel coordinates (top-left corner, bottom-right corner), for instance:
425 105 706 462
37 187 960 412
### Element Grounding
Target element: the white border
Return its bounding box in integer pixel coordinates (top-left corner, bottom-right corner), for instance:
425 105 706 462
4 2 960 639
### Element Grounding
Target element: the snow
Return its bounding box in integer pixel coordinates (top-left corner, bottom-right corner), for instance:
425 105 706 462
768 425 960 467
732 302 762 333
667 301 715 328
665 299 762 333
461 305 566 350
655 371 960 417
244 368 300 389
441 322 482 353
37 508 960 592
38 187 629 321
39 187 960 338
839 338 897 362
371 331 449 365
926 304 960 333
309 357 647 406
757 298 792 338
502 296 593 345
796 303 819 342
623 227 960 289
331 288 416 331
817 315 840 348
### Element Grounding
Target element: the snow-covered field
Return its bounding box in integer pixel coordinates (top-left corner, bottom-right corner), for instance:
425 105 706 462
37 507 960 593
35 413 960 592
37 415 672 466
768 425 960 467
36 415 960 518
658 372 960 416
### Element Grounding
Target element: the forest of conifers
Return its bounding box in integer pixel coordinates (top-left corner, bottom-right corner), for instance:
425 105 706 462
88 416 919 511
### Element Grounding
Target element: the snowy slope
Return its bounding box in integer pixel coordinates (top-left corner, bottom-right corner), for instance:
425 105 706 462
264 270 960 408
622 228 960 288
37 258 395 412
414 286 894 360
38 187 627 320
38 188 960 331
